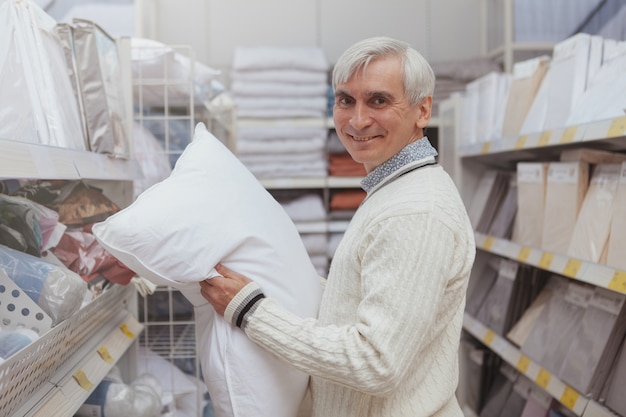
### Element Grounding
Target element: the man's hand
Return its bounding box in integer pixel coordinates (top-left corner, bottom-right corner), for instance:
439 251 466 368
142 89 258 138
199 263 252 315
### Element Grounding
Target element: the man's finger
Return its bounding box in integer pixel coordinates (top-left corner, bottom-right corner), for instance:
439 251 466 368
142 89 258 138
215 263 232 276
200 278 217 288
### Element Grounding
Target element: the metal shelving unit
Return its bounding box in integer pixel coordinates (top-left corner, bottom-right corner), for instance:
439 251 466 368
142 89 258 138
463 314 601 416
481 0 555 72
439 96 626 417
0 268 141 417
474 231 626 295
5 287 142 417
0 18 146 415
0 116 142 417
127 38 237 417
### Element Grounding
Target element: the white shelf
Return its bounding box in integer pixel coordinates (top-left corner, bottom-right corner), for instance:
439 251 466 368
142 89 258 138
259 177 327 189
260 176 364 190
22 313 142 417
0 32 145 417
0 285 140 417
583 400 621 417
0 138 141 181
327 176 363 188
474 232 626 296
486 42 554 56
463 314 618 417
481 0 556 73
459 116 626 158
328 220 350 233
295 221 329 234
237 117 329 129
440 91 626 416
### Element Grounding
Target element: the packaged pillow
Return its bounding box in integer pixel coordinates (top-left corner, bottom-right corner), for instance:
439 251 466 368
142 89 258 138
93 123 322 417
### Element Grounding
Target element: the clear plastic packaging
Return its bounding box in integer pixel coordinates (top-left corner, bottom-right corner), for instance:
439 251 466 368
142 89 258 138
76 371 162 417
0 244 87 326
0 328 39 361
0 0 85 149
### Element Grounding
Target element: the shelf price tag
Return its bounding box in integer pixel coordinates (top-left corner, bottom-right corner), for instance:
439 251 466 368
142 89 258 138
537 252 554 270
538 131 552 146
120 323 135 339
482 330 496 346
517 246 531 263
483 236 495 251
562 259 582 278
516 355 531 374
481 142 491 154
515 135 528 149
73 369 94 391
536 368 552 389
97 346 114 364
609 270 626 294
607 116 626 138
560 126 578 143
560 386 580 410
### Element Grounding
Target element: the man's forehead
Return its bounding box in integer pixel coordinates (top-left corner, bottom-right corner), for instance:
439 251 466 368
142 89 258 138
335 60 404 98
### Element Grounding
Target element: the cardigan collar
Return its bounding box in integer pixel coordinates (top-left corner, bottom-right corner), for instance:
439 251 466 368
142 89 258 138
360 136 438 194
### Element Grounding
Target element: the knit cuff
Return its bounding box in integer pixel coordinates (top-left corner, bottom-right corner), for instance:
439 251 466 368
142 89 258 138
224 281 266 330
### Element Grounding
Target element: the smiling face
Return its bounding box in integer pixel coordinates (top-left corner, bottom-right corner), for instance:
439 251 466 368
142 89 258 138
333 55 432 173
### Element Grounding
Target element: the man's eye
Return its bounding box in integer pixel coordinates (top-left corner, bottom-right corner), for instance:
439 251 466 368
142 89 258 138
338 97 353 105
372 97 386 106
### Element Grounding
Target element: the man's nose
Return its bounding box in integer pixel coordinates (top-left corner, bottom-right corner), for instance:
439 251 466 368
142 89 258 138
350 102 373 130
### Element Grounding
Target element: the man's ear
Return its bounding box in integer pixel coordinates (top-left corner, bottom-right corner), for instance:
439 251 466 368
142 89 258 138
416 96 433 130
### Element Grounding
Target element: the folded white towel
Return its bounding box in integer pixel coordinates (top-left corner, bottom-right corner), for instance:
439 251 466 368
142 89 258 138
233 46 328 72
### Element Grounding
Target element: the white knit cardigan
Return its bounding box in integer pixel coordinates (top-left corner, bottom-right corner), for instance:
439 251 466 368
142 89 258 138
238 160 475 417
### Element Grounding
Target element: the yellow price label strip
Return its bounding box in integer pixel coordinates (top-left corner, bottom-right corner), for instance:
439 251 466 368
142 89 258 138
120 323 135 339
483 330 496 346
515 135 528 149
517 246 531 263
536 368 552 389
516 355 531 374
481 142 491 154
560 126 578 143
609 270 626 294
538 131 552 146
483 236 495 251
607 116 626 138
562 259 582 278
560 386 580 410
537 252 554 270
97 346 114 364
73 369 94 391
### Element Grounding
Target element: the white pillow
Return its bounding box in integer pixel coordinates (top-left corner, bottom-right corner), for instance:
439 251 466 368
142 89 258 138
93 123 322 417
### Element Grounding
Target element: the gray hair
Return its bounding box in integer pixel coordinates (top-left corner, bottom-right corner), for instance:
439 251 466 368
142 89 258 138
332 36 435 106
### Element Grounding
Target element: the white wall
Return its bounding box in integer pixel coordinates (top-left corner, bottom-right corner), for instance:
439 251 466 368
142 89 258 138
137 0 483 72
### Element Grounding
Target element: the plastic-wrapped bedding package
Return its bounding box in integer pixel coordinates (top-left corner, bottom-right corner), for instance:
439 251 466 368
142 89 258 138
130 37 221 108
0 193 66 257
76 370 162 417
54 22 90 148
0 327 40 363
51 226 136 285
0 0 85 150
0 244 88 326
93 123 323 417
71 18 131 158
131 122 173 200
